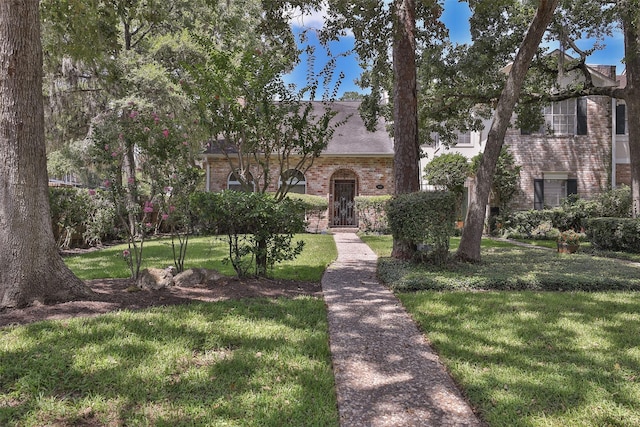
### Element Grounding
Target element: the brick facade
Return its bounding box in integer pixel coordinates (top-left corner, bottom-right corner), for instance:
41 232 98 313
204 156 394 230
616 164 632 187
505 95 613 211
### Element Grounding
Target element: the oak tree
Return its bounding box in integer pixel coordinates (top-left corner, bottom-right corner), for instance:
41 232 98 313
0 0 93 308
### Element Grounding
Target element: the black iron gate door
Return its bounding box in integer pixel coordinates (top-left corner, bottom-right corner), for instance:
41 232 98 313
333 180 356 227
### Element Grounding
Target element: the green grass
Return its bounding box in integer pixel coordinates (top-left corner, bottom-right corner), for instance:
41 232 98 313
0 298 338 426
514 238 640 264
64 234 337 282
360 235 640 292
398 291 640 427
361 234 640 426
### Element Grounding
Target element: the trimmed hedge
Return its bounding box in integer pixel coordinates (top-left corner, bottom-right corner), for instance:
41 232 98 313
285 193 329 233
354 195 391 234
386 191 456 265
586 217 640 253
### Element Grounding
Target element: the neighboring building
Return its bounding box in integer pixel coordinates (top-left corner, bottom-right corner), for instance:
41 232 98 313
421 54 628 214
201 101 394 230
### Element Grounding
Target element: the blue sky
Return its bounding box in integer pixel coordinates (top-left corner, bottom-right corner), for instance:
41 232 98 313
285 0 626 98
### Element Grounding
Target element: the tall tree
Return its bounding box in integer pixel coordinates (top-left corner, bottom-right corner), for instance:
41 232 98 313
457 0 560 262
620 3 640 216
0 0 93 308
317 0 445 258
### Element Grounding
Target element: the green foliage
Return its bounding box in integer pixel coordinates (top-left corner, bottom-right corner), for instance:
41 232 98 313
88 100 202 278
190 191 307 277
471 147 521 213
49 187 118 248
286 193 328 233
354 195 391 234
586 217 640 253
387 192 456 266
502 187 634 239
64 235 336 282
423 153 470 195
49 187 91 248
377 242 640 292
185 17 343 200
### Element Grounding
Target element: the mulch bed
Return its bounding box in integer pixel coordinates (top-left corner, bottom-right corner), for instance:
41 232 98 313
0 277 323 328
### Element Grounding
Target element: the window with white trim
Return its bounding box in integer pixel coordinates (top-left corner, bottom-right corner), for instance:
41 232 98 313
279 169 306 194
616 103 628 135
455 130 472 146
534 173 577 209
544 99 575 135
227 171 255 192
524 98 588 136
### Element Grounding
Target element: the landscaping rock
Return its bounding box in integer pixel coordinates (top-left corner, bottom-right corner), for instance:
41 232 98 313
174 268 223 287
137 267 175 290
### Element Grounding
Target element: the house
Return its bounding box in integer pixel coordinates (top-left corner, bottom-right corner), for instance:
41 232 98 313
201 101 395 230
421 55 628 214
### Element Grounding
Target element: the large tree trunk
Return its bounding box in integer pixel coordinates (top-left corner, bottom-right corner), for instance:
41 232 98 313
0 0 94 308
456 0 559 262
391 0 420 259
621 3 640 217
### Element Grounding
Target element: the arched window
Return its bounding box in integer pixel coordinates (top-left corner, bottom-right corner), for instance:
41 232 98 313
227 171 255 192
279 169 306 194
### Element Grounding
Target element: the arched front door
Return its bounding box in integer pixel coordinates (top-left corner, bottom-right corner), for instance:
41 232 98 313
330 169 358 227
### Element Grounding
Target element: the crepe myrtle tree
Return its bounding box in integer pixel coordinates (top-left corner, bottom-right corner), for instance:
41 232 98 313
88 99 201 278
185 30 345 276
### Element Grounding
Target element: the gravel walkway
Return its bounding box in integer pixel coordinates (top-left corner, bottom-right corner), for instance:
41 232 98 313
322 231 482 426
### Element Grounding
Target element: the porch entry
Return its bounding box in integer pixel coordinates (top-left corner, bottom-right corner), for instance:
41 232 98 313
333 180 356 227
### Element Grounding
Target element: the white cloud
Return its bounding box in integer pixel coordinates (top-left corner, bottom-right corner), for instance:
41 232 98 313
288 4 329 30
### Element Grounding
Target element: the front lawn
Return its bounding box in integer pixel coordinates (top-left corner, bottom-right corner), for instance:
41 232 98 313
360 235 640 292
360 234 640 426
0 299 338 426
64 234 337 282
399 292 640 426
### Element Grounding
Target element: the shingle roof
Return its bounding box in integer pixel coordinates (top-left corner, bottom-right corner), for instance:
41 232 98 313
321 101 394 156
203 101 394 157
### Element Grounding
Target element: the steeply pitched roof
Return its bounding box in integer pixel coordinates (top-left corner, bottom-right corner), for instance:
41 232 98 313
203 101 394 157
321 101 394 156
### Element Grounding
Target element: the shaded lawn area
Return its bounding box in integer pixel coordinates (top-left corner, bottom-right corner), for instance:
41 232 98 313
0 299 338 427
399 292 640 427
64 234 337 282
360 234 640 426
0 234 339 426
363 236 640 292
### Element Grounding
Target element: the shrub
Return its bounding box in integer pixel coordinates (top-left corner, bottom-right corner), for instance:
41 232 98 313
286 193 328 233
49 187 118 248
471 147 521 213
593 185 633 218
586 217 640 253
354 195 391 234
49 187 91 248
190 191 307 277
386 191 456 266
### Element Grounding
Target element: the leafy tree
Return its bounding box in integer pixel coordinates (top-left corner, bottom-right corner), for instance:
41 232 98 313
0 1 94 308
185 7 342 275
457 0 560 262
316 0 446 259
470 147 521 214
424 153 470 219
88 102 201 279
340 91 365 101
424 153 470 196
